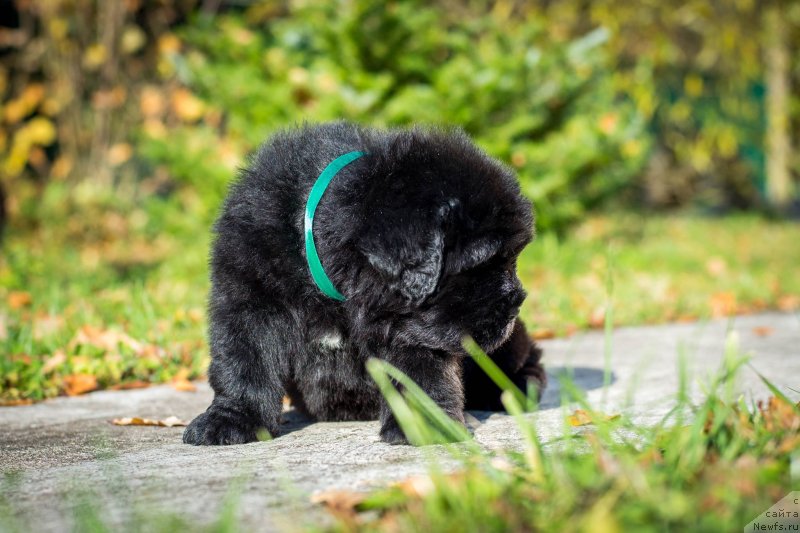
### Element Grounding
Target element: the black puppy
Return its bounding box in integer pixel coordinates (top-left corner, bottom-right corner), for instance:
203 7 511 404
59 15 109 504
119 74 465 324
184 122 545 445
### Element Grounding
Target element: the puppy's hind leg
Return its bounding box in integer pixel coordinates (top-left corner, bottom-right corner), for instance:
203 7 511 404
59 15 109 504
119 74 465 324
379 349 465 445
463 318 545 411
183 309 289 445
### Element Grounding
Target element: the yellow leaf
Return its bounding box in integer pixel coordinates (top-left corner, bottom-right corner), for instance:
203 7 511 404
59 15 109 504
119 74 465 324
568 409 620 427
24 117 57 145
111 416 188 427
120 25 146 54
158 33 181 54
83 44 107 70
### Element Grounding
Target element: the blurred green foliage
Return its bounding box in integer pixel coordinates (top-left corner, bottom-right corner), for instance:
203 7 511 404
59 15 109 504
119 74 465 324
1 0 797 234
142 1 649 231
543 0 800 208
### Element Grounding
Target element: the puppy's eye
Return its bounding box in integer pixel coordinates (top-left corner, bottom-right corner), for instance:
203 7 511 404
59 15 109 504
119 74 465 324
457 253 504 276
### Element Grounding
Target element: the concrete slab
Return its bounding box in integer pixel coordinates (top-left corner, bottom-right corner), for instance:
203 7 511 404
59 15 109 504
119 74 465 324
1 312 798 531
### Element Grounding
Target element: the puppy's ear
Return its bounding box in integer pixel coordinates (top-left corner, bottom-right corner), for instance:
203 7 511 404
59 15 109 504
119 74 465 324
360 202 453 303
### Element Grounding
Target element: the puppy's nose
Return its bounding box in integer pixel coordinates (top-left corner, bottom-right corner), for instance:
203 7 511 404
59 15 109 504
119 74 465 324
508 287 526 309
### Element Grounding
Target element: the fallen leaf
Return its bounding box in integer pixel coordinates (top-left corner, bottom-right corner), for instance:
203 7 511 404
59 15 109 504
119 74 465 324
311 489 366 508
187 308 203 323
111 415 187 427
394 475 437 498
171 88 205 122
777 295 800 312
63 374 98 396
69 325 144 354
709 292 736 318
7 291 32 309
567 409 620 427
171 378 196 392
139 85 165 117
33 313 64 340
531 328 556 340
0 398 34 406
41 350 66 374
588 307 607 328
107 142 132 166
752 326 774 337
705 257 727 276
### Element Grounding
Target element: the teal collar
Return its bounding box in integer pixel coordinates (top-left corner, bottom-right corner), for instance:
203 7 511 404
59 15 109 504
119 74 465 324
304 151 366 301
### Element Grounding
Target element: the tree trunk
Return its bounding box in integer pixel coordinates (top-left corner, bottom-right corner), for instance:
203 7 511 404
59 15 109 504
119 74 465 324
764 6 792 209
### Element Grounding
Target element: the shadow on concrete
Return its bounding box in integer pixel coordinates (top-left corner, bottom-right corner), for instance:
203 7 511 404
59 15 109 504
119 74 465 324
281 366 614 431
280 409 316 434
539 366 614 409
467 366 613 422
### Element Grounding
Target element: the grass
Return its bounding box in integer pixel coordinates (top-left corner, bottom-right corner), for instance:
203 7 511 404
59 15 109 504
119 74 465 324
1 183 799 403
517 211 800 336
319 337 798 533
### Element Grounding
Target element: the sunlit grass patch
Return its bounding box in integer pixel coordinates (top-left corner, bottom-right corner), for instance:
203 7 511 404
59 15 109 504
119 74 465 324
320 337 798 533
0 184 209 403
518 212 800 336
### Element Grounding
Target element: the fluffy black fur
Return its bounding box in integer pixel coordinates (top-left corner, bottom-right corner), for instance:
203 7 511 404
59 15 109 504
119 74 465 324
183 122 546 446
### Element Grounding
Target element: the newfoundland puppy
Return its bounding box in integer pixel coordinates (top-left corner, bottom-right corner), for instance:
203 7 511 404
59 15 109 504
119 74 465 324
183 122 545 446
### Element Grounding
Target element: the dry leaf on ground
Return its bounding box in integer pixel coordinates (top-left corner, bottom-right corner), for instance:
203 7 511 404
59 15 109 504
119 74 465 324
111 415 187 427
531 328 556 340
311 489 367 508
7 291 32 309
171 378 197 392
41 350 66 374
0 398 35 406
171 368 197 392
709 292 737 318
752 326 774 337
568 409 621 427
68 325 145 354
394 474 438 498
777 295 800 312
63 373 98 396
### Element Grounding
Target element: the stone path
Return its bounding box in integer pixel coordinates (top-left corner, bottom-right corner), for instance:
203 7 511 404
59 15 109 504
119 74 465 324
1 312 798 531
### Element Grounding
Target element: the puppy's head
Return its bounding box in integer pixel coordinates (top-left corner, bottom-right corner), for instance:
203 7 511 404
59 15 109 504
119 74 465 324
352 129 533 353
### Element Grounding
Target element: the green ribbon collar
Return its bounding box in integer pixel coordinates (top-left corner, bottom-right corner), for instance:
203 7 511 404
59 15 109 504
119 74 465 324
304 151 365 301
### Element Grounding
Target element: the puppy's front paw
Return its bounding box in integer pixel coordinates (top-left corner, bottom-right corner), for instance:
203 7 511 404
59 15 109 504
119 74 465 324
183 409 261 445
379 419 409 445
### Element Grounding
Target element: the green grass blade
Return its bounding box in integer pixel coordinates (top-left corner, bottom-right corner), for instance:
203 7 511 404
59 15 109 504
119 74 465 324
366 358 433 445
372 359 474 446
748 363 800 414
